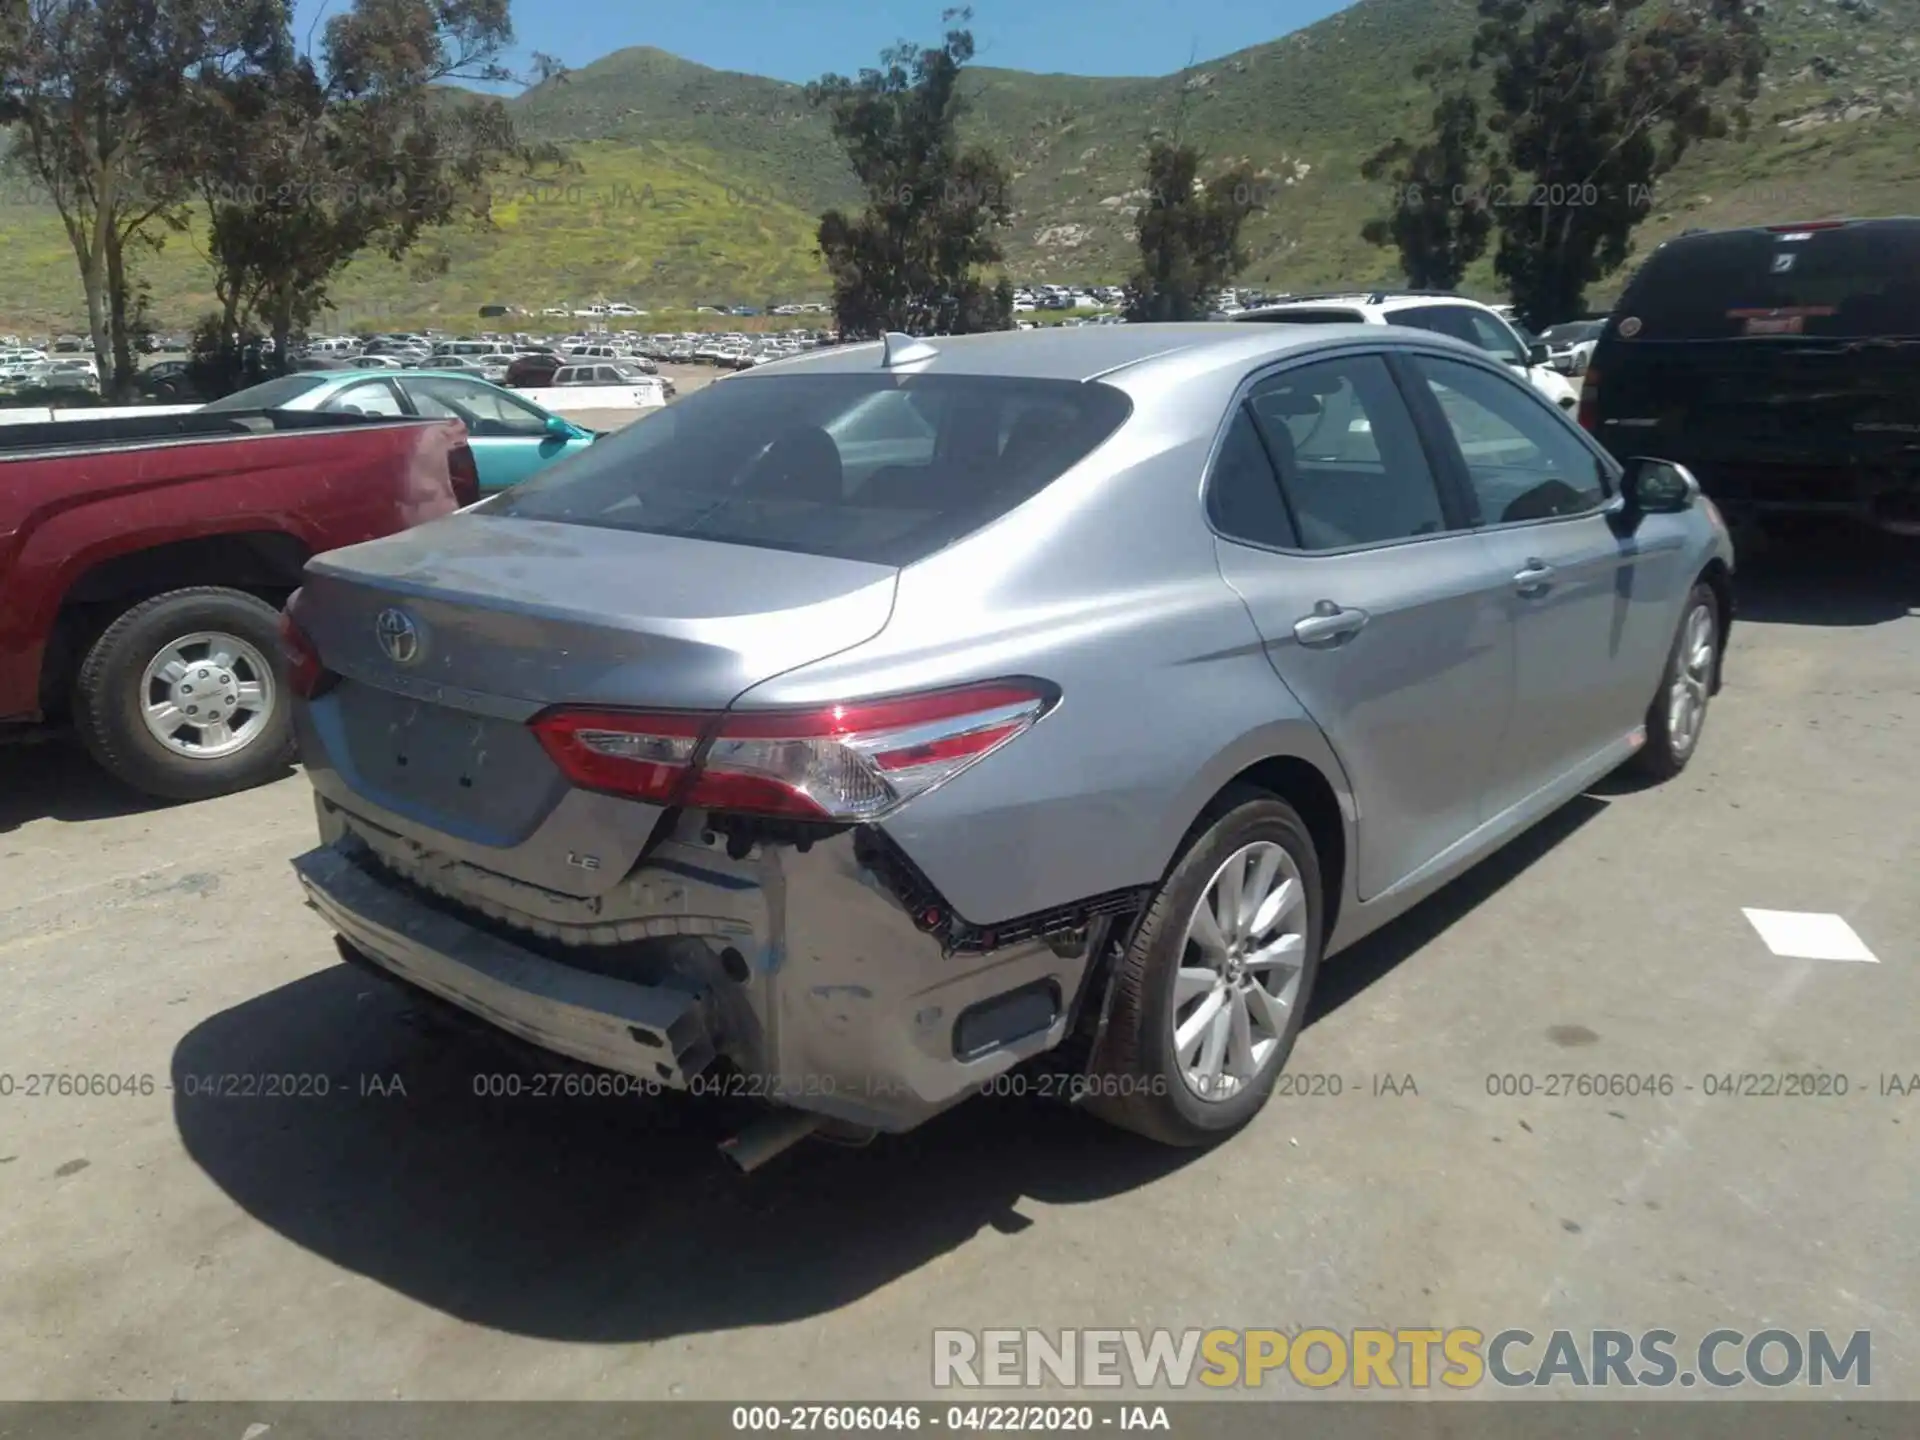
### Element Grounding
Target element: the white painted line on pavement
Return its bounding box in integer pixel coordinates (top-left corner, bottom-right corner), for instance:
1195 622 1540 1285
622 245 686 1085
1741 908 1879 963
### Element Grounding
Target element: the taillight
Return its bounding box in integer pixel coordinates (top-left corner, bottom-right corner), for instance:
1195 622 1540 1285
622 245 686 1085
530 681 1057 821
528 709 706 804
276 608 332 699
1577 366 1599 433
447 441 480 507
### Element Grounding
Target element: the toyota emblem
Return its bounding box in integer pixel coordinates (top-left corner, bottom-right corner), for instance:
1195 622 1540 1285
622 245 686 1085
375 608 421 664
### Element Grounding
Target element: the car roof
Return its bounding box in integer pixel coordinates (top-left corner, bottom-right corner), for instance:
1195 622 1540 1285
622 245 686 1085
1251 294 1383 309
297 368 522 389
734 322 1395 384
1240 291 1503 316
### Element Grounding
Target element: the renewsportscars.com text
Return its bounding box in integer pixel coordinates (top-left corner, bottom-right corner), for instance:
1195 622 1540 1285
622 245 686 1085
932 1327 1871 1390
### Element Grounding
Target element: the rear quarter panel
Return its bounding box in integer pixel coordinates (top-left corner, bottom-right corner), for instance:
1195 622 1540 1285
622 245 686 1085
0 418 465 719
731 379 1358 926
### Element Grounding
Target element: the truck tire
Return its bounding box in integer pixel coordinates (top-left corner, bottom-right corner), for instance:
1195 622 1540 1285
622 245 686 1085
1084 788 1324 1147
72 586 296 801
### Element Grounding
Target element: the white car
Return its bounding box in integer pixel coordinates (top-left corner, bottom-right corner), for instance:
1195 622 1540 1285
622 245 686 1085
1537 319 1606 376
45 357 101 391
1232 291 1581 411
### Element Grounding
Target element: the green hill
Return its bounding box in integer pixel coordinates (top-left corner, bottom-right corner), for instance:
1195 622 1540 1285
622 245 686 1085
1 0 1916 329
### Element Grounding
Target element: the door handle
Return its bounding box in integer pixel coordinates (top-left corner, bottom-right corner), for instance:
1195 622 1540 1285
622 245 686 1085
1292 602 1370 648
1512 559 1556 597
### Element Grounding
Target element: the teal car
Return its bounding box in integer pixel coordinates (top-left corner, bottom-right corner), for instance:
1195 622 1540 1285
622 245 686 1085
201 369 598 493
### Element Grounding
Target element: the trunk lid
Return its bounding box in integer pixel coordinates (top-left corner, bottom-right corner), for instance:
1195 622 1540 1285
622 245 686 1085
295 513 898 894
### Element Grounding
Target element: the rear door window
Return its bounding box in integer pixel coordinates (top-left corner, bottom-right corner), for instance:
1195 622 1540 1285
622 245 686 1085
1616 224 1920 338
1245 354 1451 551
478 374 1132 566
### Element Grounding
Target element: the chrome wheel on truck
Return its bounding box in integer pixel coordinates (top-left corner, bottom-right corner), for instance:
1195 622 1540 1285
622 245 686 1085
73 586 297 801
138 631 277 760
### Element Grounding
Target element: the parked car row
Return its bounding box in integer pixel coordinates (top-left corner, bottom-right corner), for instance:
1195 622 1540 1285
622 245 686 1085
652 330 838 369
0 349 103 394
295 331 688 396
1013 284 1124 313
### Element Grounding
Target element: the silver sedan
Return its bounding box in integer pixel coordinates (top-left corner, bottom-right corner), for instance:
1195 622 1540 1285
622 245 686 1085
281 321 1733 1159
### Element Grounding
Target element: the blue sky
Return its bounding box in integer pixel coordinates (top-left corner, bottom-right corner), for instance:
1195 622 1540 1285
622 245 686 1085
294 0 1351 86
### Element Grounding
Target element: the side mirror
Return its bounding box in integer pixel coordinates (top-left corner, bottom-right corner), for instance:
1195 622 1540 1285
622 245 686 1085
1526 342 1551 367
1612 457 1700 533
544 413 575 439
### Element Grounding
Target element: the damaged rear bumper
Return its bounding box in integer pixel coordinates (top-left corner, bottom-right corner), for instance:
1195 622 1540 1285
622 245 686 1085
292 796 1113 1132
295 843 718 1085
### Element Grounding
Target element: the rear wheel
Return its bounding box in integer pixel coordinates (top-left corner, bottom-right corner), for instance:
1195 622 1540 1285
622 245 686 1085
73 586 296 801
1085 789 1324 1146
1629 581 1720 782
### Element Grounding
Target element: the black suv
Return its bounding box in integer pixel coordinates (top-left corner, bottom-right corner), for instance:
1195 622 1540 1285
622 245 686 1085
1581 217 1920 539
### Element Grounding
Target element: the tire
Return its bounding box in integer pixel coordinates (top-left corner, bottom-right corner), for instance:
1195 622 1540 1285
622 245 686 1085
1084 787 1325 1147
72 586 296 801
1628 580 1720 783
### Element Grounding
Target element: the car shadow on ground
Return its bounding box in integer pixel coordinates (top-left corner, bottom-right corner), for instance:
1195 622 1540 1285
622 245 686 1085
1309 793 1608 1022
0 737 173 833
150 479 1722 1343
1732 526 1919 628
170 962 1202 1344
174 792 1609 1343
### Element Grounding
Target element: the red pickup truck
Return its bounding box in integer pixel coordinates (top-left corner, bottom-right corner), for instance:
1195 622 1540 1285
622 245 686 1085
0 409 476 799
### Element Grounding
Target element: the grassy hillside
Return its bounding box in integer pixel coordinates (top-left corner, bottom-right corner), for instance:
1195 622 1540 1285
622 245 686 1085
500 0 1919 298
1 0 1916 329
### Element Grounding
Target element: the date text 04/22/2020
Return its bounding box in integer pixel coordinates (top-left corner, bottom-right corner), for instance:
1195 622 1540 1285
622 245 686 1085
729 1406 1169 1432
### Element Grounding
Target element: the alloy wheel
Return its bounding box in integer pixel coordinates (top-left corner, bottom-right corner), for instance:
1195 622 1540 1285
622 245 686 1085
1667 603 1716 759
1172 841 1309 1103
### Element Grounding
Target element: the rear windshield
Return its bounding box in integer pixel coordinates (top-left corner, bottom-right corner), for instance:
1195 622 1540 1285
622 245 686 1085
476 373 1134 566
1615 225 1920 339
200 374 331 410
